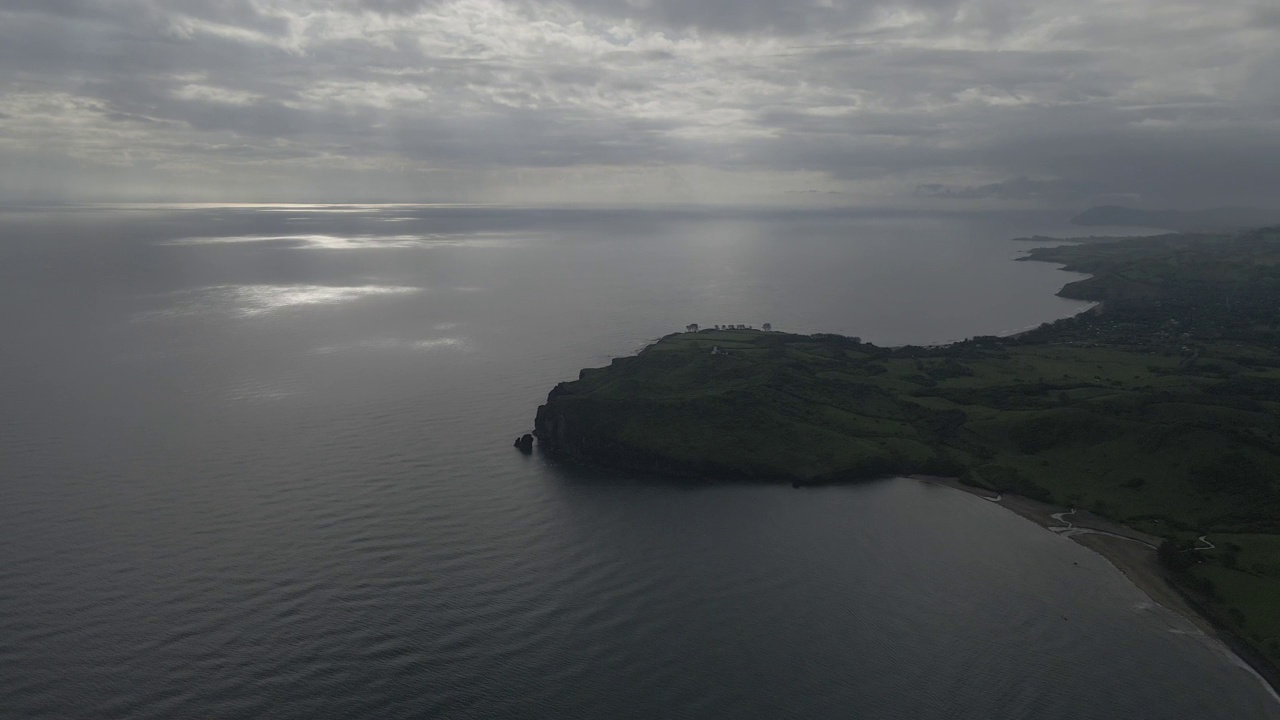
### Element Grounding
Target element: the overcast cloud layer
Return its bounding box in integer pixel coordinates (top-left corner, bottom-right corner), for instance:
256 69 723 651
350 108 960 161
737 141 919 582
1 0 1277 206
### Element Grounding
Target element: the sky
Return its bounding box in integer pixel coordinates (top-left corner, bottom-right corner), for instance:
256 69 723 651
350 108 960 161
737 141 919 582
1 0 1278 207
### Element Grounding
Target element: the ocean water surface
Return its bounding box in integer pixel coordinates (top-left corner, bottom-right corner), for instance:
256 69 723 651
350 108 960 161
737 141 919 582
1 204 1276 719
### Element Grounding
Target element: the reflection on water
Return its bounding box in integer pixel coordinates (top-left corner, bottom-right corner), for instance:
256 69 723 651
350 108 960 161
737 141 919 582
166 233 526 250
309 337 469 355
166 234 425 249
137 284 422 319
224 284 422 316
222 378 303 402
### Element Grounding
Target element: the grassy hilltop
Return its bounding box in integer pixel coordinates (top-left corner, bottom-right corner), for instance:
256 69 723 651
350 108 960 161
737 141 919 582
534 226 1280 670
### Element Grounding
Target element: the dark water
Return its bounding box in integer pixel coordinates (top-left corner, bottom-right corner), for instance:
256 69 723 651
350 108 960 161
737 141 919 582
1 204 1276 719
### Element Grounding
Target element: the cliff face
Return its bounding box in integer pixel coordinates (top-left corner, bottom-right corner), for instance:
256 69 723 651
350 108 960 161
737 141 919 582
532 383 588 460
533 387 734 478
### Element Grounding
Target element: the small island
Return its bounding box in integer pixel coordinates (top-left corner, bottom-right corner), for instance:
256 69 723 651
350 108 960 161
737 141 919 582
532 226 1280 685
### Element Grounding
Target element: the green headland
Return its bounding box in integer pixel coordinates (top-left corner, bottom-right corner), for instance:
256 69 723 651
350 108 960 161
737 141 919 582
533 226 1280 679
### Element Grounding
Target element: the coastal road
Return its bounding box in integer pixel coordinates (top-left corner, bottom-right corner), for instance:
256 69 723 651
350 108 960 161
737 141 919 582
1048 509 1157 550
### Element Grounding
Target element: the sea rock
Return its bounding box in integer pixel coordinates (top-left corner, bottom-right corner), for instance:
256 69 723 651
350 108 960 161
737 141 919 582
514 434 534 453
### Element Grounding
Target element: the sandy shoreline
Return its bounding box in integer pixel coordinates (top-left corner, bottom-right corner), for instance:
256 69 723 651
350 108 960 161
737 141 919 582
909 475 1280 704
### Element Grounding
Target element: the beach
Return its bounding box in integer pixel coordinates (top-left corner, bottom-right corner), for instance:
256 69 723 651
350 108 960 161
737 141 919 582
913 475 1280 704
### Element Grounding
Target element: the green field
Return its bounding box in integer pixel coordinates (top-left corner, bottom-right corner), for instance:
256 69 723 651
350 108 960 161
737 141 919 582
534 226 1280 669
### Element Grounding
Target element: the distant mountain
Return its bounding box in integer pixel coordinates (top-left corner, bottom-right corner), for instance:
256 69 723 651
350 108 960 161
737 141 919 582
1071 205 1280 231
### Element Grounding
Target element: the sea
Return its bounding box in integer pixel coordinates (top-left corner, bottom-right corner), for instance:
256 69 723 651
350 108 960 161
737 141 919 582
1 204 1276 719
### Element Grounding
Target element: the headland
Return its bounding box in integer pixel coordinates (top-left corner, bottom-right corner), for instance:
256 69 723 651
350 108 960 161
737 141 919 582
530 226 1280 687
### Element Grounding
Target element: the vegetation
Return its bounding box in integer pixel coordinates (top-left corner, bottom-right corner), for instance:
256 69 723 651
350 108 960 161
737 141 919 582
534 226 1280 670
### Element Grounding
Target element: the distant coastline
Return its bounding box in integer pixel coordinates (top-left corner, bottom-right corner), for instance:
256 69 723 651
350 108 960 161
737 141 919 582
1071 205 1280 232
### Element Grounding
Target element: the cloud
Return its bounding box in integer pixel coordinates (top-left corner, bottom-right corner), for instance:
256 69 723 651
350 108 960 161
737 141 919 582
0 0 1277 206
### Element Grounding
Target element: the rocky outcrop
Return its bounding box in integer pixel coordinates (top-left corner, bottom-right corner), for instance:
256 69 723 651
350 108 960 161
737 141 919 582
513 433 534 453
531 394 568 455
532 386 630 466
536 392 678 474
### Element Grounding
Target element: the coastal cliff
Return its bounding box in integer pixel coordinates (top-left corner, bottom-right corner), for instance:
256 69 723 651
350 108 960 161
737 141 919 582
532 377 708 476
533 335 935 483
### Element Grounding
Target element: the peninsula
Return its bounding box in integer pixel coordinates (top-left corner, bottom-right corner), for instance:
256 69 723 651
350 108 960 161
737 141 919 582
532 226 1280 683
